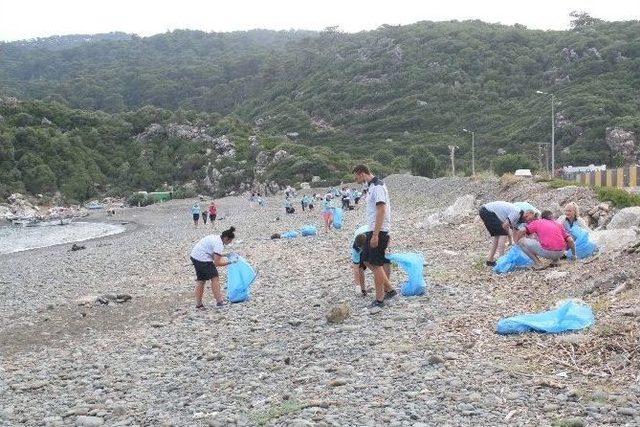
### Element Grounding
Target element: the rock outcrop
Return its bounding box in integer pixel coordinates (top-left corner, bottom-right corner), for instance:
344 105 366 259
606 127 637 166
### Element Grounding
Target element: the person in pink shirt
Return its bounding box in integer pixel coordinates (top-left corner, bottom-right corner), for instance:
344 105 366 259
515 210 576 267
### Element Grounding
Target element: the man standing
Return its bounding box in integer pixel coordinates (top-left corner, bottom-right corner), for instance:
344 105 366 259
353 164 396 307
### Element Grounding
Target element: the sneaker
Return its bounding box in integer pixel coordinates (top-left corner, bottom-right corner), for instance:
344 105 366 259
370 299 384 308
486 260 497 267
216 301 227 307
195 304 206 310
384 289 398 300
361 289 368 297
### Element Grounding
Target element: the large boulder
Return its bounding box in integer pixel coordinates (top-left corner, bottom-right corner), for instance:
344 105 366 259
607 207 640 229
591 229 639 252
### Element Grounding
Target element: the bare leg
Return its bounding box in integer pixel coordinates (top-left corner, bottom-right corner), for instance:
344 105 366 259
367 264 387 302
210 277 223 304
488 237 499 262
195 280 205 306
497 235 508 257
352 265 366 294
519 241 542 264
382 263 393 292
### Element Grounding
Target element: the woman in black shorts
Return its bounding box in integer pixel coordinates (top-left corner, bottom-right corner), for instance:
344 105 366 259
189 227 237 308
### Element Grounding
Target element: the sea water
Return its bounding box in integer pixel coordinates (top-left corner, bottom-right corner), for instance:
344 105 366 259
0 222 125 255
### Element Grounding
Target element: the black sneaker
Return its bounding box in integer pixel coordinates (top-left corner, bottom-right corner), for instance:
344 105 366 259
384 289 398 300
361 289 367 297
370 299 384 308
195 304 206 310
216 301 227 307
486 260 497 267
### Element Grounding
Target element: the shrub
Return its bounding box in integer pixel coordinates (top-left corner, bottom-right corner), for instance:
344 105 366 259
127 192 154 207
596 187 640 208
494 154 535 176
172 186 197 199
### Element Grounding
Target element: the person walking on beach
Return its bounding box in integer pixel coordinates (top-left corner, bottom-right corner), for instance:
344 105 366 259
208 201 218 226
321 195 334 233
353 164 396 307
190 226 237 309
191 202 201 228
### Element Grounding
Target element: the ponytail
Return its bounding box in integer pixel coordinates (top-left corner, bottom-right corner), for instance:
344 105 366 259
221 226 236 240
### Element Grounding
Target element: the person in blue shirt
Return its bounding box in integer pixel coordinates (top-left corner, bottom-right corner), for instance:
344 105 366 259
352 231 392 296
191 203 201 228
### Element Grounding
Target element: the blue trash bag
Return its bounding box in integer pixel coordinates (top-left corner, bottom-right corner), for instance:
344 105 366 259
354 224 369 237
281 230 300 239
386 252 427 296
566 223 598 259
300 225 318 236
333 207 344 229
226 255 258 303
497 300 595 335
493 245 534 274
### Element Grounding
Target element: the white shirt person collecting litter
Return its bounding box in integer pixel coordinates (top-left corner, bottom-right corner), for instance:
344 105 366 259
353 164 396 308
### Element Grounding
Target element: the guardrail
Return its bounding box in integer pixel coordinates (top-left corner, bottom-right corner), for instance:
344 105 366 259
575 165 640 188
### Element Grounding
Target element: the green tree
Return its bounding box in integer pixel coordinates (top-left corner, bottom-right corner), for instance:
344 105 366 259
494 154 535 176
409 146 439 178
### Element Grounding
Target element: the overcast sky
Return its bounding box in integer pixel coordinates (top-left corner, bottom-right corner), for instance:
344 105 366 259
1 0 639 41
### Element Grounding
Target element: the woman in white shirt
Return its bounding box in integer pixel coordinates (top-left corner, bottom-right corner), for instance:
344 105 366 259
189 227 236 309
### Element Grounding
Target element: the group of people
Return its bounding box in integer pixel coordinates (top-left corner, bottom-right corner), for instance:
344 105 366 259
480 200 593 268
189 164 396 309
190 201 218 228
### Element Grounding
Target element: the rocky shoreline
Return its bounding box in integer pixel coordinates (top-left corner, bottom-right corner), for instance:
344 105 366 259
1 175 639 426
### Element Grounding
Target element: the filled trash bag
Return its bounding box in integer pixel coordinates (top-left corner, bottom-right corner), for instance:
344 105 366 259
493 245 534 274
333 207 344 229
226 255 258 303
566 223 598 259
386 252 427 296
300 225 318 236
497 300 595 335
281 230 300 239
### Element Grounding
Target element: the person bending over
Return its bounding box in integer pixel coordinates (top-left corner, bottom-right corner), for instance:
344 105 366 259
189 227 237 309
515 214 576 267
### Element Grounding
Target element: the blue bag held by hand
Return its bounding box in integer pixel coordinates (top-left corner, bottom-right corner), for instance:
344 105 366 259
226 255 257 303
300 225 317 236
497 300 595 335
494 246 534 274
333 207 344 229
386 252 427 296
566 223 598 259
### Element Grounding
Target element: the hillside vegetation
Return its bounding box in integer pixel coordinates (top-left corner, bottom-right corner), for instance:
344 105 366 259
1 15 639 198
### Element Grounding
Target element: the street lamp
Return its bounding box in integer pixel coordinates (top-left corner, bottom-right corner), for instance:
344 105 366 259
536 90 555 176
462 128 475 176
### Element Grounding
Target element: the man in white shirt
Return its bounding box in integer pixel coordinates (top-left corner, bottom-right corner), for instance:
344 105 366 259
353 164 396 308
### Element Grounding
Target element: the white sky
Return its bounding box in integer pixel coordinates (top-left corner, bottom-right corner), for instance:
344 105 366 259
1 0 639 41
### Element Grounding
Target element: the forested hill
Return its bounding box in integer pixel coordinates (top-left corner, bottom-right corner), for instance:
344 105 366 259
1 17 640 199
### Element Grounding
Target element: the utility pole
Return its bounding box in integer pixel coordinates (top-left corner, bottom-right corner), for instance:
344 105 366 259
462 128 475 176
448 145 458 176
536 142 550 176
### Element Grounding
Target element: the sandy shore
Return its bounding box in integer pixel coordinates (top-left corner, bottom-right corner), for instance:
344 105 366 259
1 175 638 426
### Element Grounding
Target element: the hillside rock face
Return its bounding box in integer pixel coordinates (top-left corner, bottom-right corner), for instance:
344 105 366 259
135 123 237 158
606 127 637 165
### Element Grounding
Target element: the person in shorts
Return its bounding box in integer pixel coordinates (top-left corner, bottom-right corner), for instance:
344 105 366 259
479 201 524 266
353 164 396 308
208 201 218 226
352 232 391 296
189 227 237 309
191 202 201 228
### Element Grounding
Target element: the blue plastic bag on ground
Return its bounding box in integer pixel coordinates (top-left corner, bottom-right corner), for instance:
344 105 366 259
281 230 300 239
493 246 534 274
497 300 595 334
227 255 257 303
566 223 598 259
333 207 344 229
386 252 427 296
300 225 317 236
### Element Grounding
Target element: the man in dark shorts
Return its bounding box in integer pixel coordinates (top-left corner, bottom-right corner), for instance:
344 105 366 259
352 232 392 296
353 164 396 308
479 201 524 266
